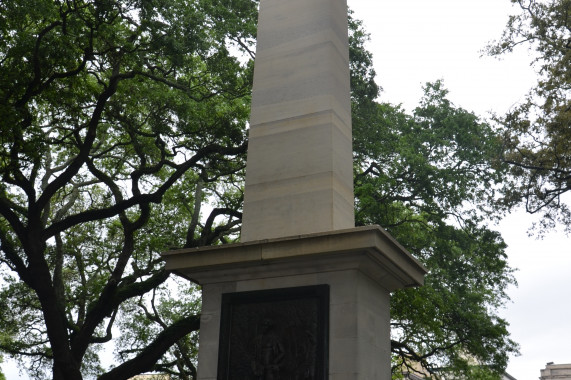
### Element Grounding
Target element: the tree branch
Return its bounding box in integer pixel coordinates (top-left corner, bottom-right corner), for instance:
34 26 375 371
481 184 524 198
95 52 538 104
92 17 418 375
0 229 30 283
71 269 170 359
35 68 135 218
97 314 200 380
43 142 247 239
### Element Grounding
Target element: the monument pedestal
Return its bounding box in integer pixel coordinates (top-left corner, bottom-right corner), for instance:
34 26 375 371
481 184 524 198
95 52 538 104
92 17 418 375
162 0 426 377
163 226 426 380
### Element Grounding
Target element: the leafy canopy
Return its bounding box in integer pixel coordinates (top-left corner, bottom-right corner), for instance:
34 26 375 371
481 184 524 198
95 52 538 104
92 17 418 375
0 0 256 378
487 0 571 232
0 355 6 380
352 79 517 377
0 1 518 379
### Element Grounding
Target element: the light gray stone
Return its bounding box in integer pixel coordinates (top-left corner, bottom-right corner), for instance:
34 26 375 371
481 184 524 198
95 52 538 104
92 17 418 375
540 363 571 380
164 226 426 290
162 0 428 378
165 227 426 380
241 0 354 242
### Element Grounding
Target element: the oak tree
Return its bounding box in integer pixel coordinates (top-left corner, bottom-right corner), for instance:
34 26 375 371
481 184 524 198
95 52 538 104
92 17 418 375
487 0 571 232
352 81 518 378
0 0 256 378
1 2 518 380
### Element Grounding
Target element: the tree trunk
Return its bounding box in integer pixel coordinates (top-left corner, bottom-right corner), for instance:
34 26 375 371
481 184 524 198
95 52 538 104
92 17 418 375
25 233 83 380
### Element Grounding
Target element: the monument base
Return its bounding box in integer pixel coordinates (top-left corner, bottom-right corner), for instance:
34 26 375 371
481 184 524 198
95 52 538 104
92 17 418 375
163 226 426 380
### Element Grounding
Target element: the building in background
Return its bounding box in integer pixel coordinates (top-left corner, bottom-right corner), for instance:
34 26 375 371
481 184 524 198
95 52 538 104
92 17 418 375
540 362 571 380
402 367 517 379
128 374 170 380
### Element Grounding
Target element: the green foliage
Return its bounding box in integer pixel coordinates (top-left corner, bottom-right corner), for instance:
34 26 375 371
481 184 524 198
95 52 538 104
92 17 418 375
352 77 518 376
487 0 571 232
0 354 5 380
0 2 518 380
355 81 507 226
0 0 256 378
348 10 380 105
115 277 201 378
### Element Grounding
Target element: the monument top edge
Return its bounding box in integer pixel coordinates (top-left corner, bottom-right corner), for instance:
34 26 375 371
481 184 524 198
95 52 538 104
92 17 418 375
162 225 427 280
162 225 387 255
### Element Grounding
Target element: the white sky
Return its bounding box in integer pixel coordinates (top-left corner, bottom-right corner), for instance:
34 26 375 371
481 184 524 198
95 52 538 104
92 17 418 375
350 0 535 115
349 0 571 379
3 1 570 379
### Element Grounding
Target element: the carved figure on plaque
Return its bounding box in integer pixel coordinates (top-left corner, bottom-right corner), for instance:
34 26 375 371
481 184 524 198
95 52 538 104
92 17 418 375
217 285 329 380
251 318 285 380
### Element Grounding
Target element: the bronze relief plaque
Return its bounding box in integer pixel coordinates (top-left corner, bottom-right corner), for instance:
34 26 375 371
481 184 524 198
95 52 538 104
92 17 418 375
217 285 329 380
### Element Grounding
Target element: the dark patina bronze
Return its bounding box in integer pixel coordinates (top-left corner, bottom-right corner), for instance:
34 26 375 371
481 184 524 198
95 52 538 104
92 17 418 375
217 285 330 380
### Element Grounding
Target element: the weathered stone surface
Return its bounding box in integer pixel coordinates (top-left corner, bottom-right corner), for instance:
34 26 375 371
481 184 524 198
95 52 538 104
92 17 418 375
164 226 426 380
193 255 393 380
540 363 571 380
164 226 426 291
241 0 354 241
162 0 428 378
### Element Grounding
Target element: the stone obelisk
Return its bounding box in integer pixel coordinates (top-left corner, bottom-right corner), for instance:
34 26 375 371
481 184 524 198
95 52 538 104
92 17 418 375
241 0 354 242
163 1 426 379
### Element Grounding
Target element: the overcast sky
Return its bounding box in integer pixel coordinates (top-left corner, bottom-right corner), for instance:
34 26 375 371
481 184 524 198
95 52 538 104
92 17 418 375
349 1 571 379
3 1 570 379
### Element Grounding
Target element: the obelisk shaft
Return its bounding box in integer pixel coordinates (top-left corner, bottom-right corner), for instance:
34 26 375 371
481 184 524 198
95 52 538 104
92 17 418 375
241 0 355 242
164 4 426 379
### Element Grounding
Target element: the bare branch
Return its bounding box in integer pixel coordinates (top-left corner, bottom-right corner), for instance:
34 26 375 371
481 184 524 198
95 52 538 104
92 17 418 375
98 314 200 380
